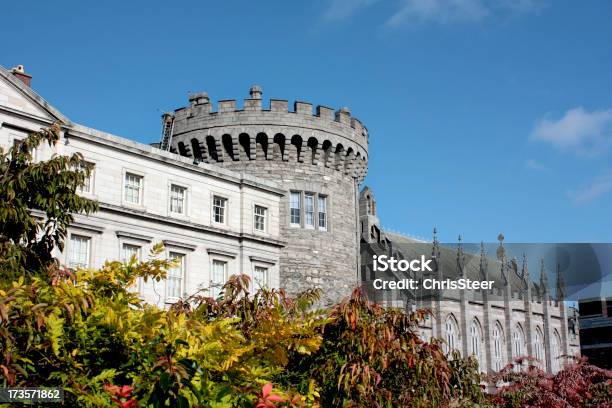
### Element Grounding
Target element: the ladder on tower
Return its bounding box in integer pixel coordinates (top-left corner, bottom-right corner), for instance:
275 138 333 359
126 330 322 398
159 113 175 151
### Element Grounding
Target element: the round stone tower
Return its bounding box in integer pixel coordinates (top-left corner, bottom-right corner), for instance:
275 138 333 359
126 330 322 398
165 86 368 304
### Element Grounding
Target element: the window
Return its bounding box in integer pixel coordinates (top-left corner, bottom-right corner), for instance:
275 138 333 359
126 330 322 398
469 320 483 369
253 266 268 290
122 243 140 263
124 173 143 204
123 243 142 294
304 193 314 227
534 327 545 367
290 192 301 226
169 184 187 214
68 234 90 269
318 195 327 230
10 133 36 161
213 196 227 224
493 323 504 371
579 300 602 317
166 252 185 301
254 205 267 231
77 162 94 194
290 192 329 230
211 260 227 298
552 330 561 372
512 324 525 369
444 316 458 354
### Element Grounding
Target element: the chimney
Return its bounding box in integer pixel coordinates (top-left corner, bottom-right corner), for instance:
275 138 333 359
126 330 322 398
11 65 32 87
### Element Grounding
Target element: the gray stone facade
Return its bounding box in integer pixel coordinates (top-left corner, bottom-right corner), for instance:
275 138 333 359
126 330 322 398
166 86 368 305
359 189 581 374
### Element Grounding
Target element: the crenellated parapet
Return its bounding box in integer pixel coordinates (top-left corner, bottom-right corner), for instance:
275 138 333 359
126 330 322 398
164 86 369 182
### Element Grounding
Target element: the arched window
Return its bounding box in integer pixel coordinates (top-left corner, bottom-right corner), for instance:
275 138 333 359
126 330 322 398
534 327 545 368
552 330 561 373
444 315 459 354
492 322 504 371
512 324 525 371
512 324 525 358
469 319 483 370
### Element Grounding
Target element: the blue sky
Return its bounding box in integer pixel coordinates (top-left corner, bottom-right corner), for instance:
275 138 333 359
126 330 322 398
2 0 611 243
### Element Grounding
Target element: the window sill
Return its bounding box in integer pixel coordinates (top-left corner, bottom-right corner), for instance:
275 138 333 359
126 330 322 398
122 202 146 212
169 212 189 221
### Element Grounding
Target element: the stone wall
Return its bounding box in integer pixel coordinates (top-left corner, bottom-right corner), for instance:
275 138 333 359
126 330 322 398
168 86 369 305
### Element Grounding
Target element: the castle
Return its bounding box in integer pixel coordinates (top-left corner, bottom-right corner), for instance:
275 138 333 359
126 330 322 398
160 85 368 303
0 65 579 375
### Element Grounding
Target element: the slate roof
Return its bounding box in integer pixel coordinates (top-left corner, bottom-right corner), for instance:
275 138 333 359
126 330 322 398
385 231 543 295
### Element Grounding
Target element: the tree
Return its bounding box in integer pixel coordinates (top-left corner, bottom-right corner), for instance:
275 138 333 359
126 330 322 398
0 124 98 280
488 356 612 408
282 288 484 407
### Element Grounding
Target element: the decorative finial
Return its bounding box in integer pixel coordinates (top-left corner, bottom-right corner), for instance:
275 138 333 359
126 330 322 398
188 92 210 106
556 263 565 300
479 241 488 279
431 227 440 261
540 259 549 287
457 234 465 274
496 233 506 261
518 253 528 285
249 85 262 100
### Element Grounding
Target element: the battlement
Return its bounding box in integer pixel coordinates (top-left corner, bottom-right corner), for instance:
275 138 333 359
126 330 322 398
173 86 368 142
166 85 369 181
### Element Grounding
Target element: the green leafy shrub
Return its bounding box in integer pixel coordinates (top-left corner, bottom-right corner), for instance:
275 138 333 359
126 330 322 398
280 288 484 407
3 126 609 407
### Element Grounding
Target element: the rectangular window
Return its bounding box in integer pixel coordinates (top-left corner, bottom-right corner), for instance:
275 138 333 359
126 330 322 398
253 266 268 290
122 243 140 263
254 205 267 231
124 173 143 204
290 192 301 226
211 260 227 298
11 134 36 161
305 193 314 227
318 195 327 230
77 162 94 194
169 184 187 214
68 234 90 269
166 252 185 301
213 196 227 224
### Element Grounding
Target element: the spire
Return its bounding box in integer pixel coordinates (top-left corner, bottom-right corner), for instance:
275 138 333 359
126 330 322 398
497 233 509 285
540 259 549 292
556 263 565 300
479 241 488 280
457 234 466 276
432 227 440 260
432 227 441 275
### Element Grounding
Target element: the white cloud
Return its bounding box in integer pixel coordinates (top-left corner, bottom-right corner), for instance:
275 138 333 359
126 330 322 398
525 158 548 172
567 173 612 205
323 0 382 21
385 0 543 27
386 0 489 26
322 0 543 25
531 107 612 155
